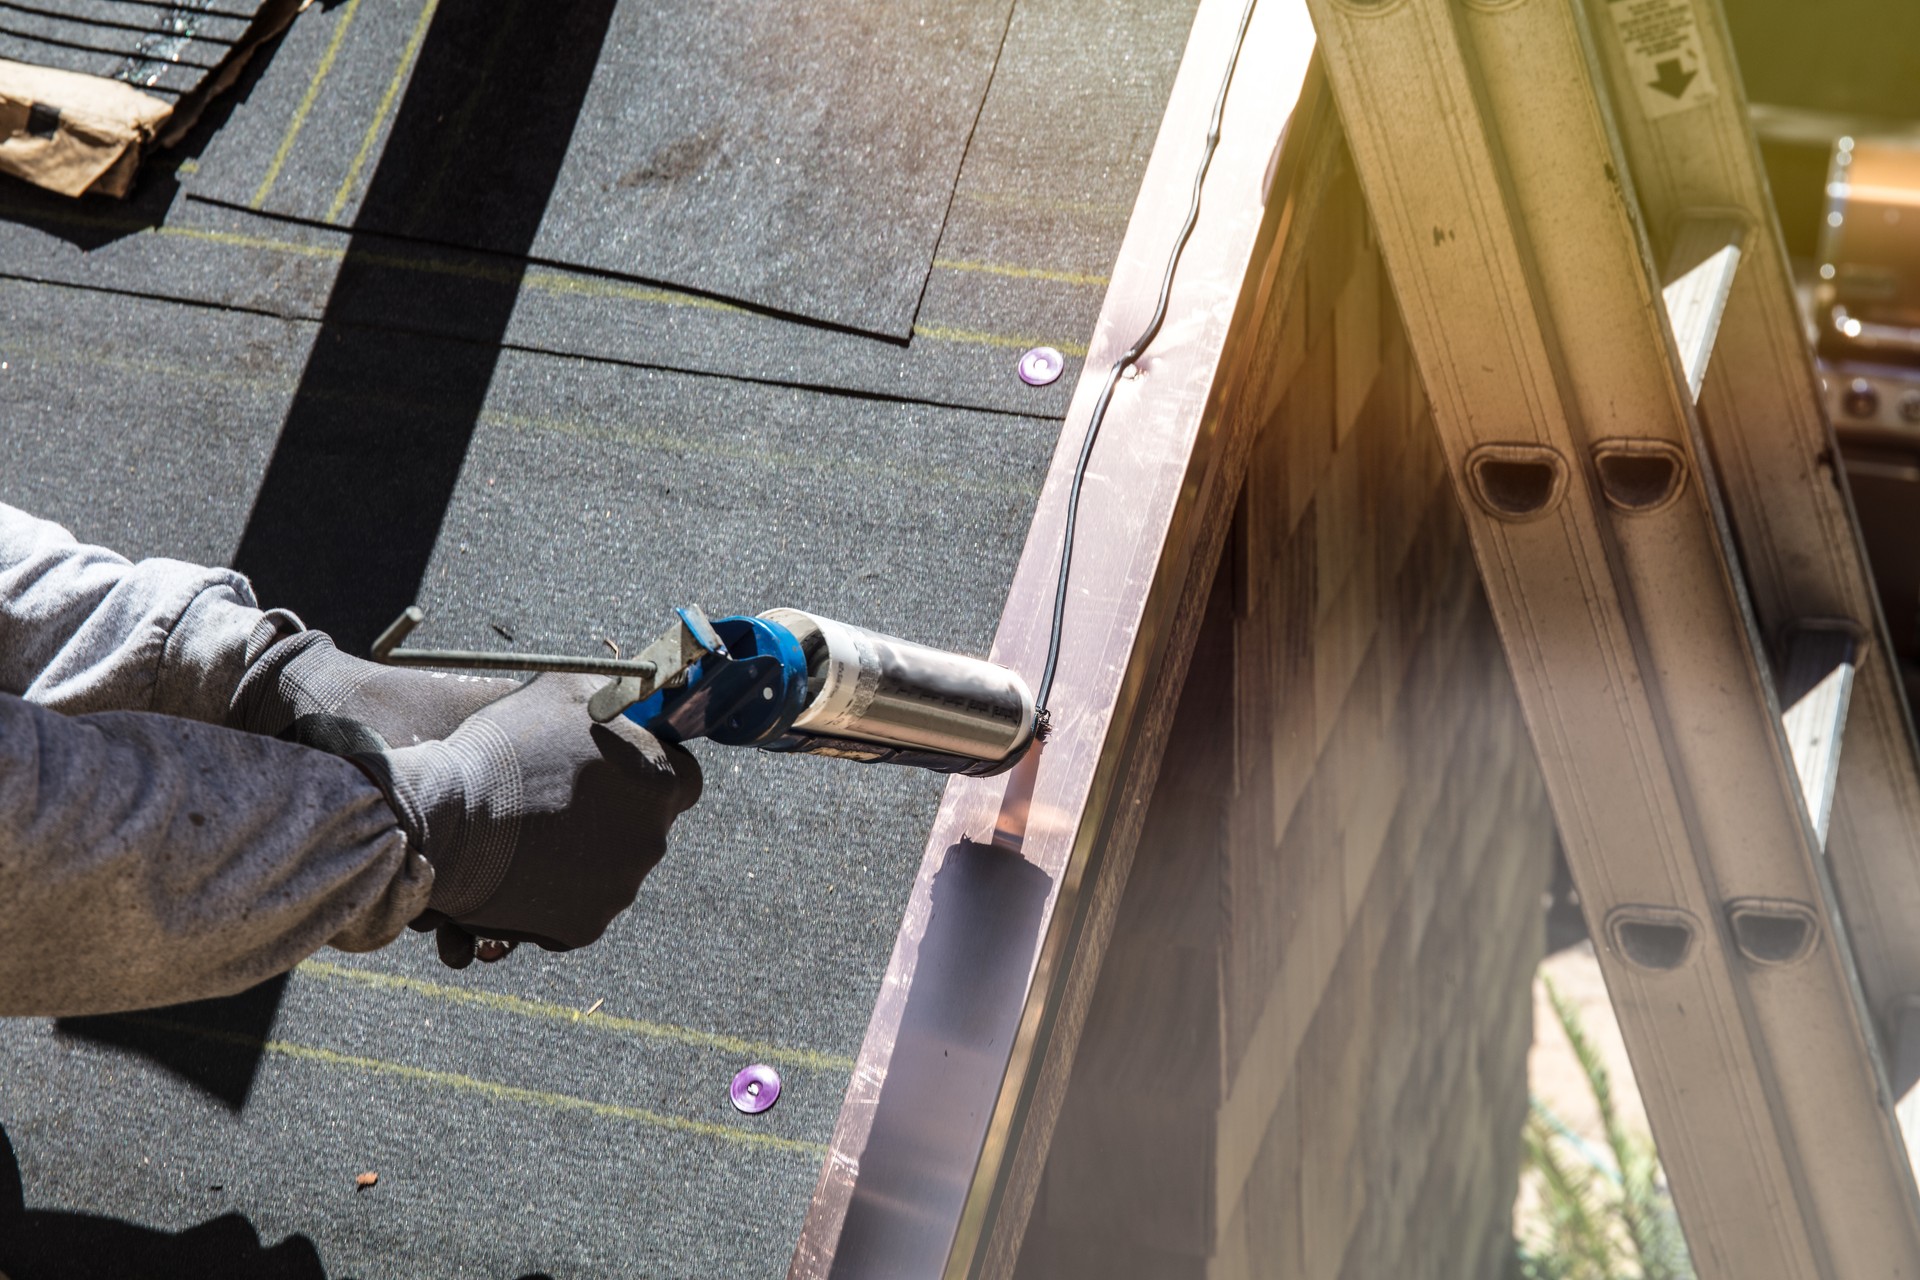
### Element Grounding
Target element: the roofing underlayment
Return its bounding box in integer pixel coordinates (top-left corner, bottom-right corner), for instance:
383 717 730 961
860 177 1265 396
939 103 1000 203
187 0 1020 336
0 0 1199 1273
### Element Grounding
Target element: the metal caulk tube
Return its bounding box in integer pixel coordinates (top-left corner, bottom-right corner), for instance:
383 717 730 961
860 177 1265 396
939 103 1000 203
758 608 1038 764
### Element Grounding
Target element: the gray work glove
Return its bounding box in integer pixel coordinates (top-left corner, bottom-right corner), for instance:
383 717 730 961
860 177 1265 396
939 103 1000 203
290 674 702 968
231 629 515 746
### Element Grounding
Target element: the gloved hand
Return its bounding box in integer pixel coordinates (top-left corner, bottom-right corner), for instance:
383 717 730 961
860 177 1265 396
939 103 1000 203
231 628 515 746
289 673 702 968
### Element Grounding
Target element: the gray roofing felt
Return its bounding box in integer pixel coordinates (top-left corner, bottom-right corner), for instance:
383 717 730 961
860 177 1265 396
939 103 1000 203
188 0 1017 338
0 195 1095 420
0 0 1195 1273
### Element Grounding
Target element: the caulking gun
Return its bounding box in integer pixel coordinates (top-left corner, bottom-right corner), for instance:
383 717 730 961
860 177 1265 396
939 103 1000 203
370 604 1043 776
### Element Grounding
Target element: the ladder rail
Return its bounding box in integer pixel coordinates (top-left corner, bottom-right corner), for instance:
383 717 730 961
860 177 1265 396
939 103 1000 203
1589 0 1920 1069
1301 0 1920 1273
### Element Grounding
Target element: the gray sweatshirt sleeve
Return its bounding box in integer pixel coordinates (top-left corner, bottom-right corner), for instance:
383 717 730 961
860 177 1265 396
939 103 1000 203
0 502 433 1013
0 692 433 1016
0 501 296 721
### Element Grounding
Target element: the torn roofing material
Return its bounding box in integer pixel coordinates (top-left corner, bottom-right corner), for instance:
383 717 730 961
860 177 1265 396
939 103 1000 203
189 0 1019 338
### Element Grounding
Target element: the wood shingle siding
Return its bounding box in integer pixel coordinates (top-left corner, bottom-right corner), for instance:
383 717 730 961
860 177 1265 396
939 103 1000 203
1013 122 1557 1280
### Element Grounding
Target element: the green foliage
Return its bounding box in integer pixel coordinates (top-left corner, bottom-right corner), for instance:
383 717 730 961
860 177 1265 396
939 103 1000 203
1511 977 1694 1280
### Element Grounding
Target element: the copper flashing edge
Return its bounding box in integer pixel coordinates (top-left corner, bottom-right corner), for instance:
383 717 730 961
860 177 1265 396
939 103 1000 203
786 3 1323 1277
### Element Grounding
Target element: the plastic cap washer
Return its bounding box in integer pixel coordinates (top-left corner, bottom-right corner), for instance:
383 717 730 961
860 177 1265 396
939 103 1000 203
1018 346 1065 386
730 1064 782 1114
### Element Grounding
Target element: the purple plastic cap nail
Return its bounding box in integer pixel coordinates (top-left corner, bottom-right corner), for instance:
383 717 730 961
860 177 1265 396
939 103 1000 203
1018 346 1065 387
730 1064 782 1115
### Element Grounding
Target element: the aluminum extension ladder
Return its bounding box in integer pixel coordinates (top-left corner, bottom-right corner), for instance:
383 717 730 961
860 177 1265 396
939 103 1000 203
1300 0 1920 1275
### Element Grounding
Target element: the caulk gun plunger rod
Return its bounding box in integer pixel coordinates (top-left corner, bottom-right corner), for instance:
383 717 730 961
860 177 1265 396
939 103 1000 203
380 649 657 677
370 607 659 679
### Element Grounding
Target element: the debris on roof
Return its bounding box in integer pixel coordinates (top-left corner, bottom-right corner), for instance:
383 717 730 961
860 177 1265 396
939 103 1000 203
0 0 308 197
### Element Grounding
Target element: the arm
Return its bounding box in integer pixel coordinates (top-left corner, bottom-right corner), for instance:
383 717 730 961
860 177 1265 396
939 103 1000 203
0 502 699 998
0 501 291 721
0 500 510 739
0 691 430 1016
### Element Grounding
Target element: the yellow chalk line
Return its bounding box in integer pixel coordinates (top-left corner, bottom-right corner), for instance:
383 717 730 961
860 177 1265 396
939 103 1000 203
163 224 345 261
932 257 1108 287
327 0 440 223
0 331 1046 498
486 408 1044 498
127 1017 824 1155
953 189 1136 220
0 214 1088 355
276 1041 826 1154
299 960 853 1073
42 222 740 313
912 324 1088 357
0 333 291 396
251 0 364 209
520 267 740 313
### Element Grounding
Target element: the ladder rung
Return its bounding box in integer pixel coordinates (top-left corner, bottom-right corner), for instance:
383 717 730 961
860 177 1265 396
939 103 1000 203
1779 622 1861 849
1896 999 1920 1186
1661 213 1747 402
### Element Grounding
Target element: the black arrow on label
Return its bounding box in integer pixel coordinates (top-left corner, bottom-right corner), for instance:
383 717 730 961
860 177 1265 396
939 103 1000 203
1649 58 1697 99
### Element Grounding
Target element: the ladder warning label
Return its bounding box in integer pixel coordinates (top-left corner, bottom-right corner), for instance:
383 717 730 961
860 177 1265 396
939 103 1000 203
1606 0 1718 120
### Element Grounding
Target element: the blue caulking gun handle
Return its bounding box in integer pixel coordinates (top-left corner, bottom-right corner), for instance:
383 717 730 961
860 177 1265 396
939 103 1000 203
621 613 813 749
623 609 1042 778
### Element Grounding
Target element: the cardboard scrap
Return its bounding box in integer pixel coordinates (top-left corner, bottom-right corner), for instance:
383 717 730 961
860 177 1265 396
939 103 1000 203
0 0 310 199
0 60 170 198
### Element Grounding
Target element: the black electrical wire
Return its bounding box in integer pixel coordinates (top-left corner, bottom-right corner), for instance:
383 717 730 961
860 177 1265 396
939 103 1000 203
1032 0 1263 718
